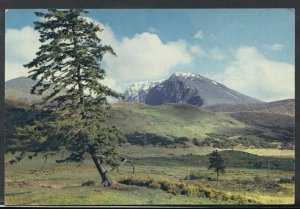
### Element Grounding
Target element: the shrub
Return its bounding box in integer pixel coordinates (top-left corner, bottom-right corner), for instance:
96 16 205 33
119 177 258 204
193 138 201 146
181 185 198 196
158 179 171 191
203 188 213 198
278 178 294 184
253 176 264 183
264 181 280 190
174 137 189 145
206 177 213 181
185 171 207 180
148 179 161 189
125 132 174 146
81 180 95 186
222 193 231 201
157 179 182 195
254 162 262 169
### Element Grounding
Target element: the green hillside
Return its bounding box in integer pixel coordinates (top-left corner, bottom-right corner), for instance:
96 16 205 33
107 102 246 139
205 99 294 116
5 101 295 205
5 101 295 149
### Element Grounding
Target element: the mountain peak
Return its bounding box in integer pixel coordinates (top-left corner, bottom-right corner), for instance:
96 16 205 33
123 72 261 106
171 72 204 79
123 80 160 102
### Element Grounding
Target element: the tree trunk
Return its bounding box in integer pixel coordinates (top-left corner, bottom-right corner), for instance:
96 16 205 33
88 145 113 187
217 170 219 181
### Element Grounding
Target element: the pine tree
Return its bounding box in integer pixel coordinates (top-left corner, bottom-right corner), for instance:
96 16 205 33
9 9 126 187
208 150 225 181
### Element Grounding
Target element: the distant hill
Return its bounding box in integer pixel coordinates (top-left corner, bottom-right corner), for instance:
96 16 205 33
107 102 294 148
5 100 294 149
123 72 261 107
106 102 246 139
8 74 261 108
5 77 42 105
205 99 295 116
5 76 294 150
5 76 67 105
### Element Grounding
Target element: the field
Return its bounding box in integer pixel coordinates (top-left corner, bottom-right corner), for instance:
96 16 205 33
4 102 295 205
5 148 295 205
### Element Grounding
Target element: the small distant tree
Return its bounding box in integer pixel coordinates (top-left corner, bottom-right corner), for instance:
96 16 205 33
208 150 225 181
7 9 125 187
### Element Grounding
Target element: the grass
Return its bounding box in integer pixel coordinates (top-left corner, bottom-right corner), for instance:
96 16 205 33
6 101 295 150
5 149 295 205
119 177 258 204
107 103 247 139
238 148 295 158
4 101 295 205
119 144 216 157
4 159 218 205
5 182 219 205
4 82 295 206
107 103 294 150
128 150 294 171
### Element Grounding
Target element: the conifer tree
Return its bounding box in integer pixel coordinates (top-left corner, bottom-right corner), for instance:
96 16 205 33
208 150 225 181
10 9 125 187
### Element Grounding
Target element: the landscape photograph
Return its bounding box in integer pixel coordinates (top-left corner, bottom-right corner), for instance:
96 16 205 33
4 9 295 205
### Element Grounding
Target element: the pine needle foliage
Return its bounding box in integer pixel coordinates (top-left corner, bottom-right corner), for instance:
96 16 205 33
208 150 225 181
10 9 126 171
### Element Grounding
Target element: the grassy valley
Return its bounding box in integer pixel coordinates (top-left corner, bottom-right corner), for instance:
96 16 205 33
4 99 295 205
5 149 295 205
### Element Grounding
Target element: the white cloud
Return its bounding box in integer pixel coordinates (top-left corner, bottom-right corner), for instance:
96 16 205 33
147 27 159 34
193 30 204 40
5 62 29 81
208 47 224 60
102 77 122 92
189 45 206 57
5 26 41 81
263 43 284 51
5 26 40 64
213 46 294 102
6 18 193 92
189 45 226 60
86 18 192 87
105 33 192 86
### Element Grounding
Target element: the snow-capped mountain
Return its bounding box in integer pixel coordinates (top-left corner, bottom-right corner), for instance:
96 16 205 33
123 81 160 102
123 72 261 107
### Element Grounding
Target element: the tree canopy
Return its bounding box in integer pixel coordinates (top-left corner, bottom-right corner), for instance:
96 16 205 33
8 9 126 186
208 150 225 181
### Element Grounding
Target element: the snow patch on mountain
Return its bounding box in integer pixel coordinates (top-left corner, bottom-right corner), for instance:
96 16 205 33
211 81 218 85
123 81 160 102
172 72 203 79
225 91 239 99
122 72 261 105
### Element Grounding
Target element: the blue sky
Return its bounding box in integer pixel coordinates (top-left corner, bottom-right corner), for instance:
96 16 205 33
5 9 295 101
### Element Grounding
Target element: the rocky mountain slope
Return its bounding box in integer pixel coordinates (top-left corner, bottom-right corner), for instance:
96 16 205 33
123 81 159 103
124 72 261 107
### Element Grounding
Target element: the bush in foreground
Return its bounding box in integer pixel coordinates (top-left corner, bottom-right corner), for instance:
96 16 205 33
119 177 258 204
